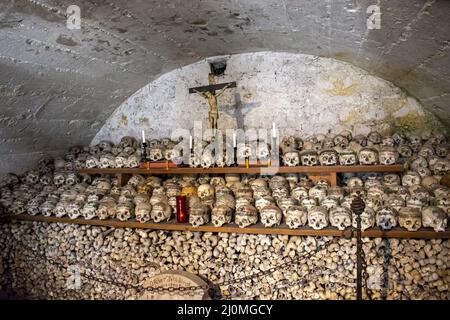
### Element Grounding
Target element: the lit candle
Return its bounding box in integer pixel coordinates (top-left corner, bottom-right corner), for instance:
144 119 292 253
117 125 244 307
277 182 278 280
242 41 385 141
272 122 276 138
142 130 145 143
233 132 236 148
189 135 193 149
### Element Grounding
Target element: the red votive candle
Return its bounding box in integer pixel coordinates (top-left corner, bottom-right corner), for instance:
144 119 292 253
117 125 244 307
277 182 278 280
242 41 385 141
176 195 188 223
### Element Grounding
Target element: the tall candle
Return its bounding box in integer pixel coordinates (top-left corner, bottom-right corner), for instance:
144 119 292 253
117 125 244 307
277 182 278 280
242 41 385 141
142 130 145 143
189 135 193 149
272 122 276 138
233 132 236 148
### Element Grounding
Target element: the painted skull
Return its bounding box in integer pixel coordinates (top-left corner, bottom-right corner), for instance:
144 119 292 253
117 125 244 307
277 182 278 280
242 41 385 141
358 148 378 165
285 205 308 229
299 150 318 166
149 146 165 162
116 201 135 221
339 150 357 166
397 144 413 159
211 205 233 227
235 204 258 228
283 151 300 167
201 151 216 169
260 204 282 227
189 203 210 227
82 201 99 220
291 186 309 202
255 195 276 212
367 131 382 145
135 202 152 223
308 206 329 230
402 171 421 186
115 153 128 168
376 206 398 230
379 147 399 165
352 207 375 231
319 149 338 166
329 206 352 230
398 207 422 231
97 200 117 220
277 197 297 215
422 206 447 232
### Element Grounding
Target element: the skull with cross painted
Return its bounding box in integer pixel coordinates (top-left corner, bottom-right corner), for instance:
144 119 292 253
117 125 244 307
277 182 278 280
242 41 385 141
376 206 398 230
235 204 258 228
329 206 352 230
422 206 447 232
188 203 210 227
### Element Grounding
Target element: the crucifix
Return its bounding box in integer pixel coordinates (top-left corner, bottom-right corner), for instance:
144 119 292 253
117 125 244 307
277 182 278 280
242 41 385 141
189 74 236 131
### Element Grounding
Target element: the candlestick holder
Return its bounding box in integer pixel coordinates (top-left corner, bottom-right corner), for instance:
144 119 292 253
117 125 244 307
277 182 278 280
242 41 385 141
176 195 188 223
140 141 148 163
233 147 238 167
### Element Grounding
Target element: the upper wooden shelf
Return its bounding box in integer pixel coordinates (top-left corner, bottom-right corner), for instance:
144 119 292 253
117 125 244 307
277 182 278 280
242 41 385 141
6 214 449 239
79 165 404 175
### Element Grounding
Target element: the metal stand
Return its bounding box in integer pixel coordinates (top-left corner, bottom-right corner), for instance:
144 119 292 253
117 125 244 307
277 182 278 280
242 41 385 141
351 195 365 300
140 141 148 163
233 147 238 167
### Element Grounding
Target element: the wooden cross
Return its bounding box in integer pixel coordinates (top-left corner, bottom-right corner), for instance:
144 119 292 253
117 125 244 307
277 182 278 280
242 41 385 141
189 74 236 131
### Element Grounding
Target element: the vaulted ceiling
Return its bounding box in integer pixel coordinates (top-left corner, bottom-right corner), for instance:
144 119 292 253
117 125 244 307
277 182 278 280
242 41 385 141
0 0 449 175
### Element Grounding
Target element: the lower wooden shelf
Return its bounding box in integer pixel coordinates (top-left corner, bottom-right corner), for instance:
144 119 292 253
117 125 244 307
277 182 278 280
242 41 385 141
7 214 449 239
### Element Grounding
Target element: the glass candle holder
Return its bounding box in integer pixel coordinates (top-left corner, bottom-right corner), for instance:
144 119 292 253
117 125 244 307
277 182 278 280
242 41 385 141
176 195 188 223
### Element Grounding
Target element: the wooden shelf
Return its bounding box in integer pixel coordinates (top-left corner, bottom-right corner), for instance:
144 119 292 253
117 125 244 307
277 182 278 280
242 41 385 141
79 165 404 186
79 165 404 175
8 214 449 239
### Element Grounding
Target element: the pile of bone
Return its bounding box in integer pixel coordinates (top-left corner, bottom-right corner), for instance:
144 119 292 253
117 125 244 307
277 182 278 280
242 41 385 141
25 131 450 169
1 223 448 300
1 170 448 232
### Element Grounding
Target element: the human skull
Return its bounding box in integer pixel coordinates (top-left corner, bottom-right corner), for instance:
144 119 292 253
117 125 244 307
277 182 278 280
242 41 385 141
85 155 99 168
381 136 395 148
97 200 117 220
67 201 83 219
126 153 140 168
114 153 128 168
237 143 252 160
211 205 232 227
280 136 298 154
328 186 344 202
376 206 398 230
26 198 44 215
255 196 276 212
197 184 215 200
418 144 435 158
435 145 448 158
422 206 447 232
358 148 378 165
116 201 135 221
285 205 308 229
260 205 282 227
402 171 421 186
379 147 399 165
410 156 428 171
301 198 317 211
151 201 172 223
291 186 309 202
384 194 406 212
283 151 300 167
339 150 357 166
53 172 66 187
352 207 375 231
383 174 401 187
398 207 421 231
367 131 382 145
149 146 165 162
329 206 352 230
189 152 202 168
397 144 413 159
319 149 338 166
25 171 40 185
189 203 210 227
347 177 364 188
119 136 137 148
308 186 327 203
65 172 79 186
333 134 349 149
320 197 338 210
392 131 406 145
432 159 450 175
82 201 99 220
277 197 297 215
235 204 258 228
135 202 152 223
299 150 318 166
308 206 329 230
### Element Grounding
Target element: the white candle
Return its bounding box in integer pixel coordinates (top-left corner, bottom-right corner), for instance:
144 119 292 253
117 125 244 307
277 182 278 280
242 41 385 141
142 130 145 143
233 132 236 148
189 135 193 149
272 122 276 138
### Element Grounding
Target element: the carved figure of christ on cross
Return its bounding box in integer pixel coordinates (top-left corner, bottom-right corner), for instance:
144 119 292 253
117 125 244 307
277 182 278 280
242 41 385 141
189 73 236 131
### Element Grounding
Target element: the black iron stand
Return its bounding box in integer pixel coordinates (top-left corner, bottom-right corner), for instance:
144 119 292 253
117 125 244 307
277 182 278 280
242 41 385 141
351 195 365 300
140 141 148 163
